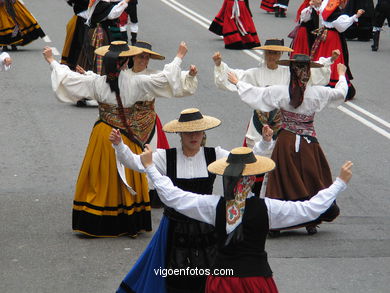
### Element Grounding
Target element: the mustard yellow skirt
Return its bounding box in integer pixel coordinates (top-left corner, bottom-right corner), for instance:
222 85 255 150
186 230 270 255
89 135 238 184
72 121 152 237
61 15 86 70
0 1 45 46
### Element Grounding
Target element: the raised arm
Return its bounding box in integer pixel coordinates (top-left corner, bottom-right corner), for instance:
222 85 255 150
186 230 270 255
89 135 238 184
230 72 280 112
310 50 340 86
266 161 353 229
122 41 198 98
43 47 98 103
110 129 167 174
213 51 255 92
142 145 220 225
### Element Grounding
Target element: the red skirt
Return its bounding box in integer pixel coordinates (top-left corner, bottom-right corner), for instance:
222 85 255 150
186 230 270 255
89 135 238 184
291 26 310 57
209 0 260 49
313 30 352 87
260 0 276 12
155 114 169 149
206 276 278 293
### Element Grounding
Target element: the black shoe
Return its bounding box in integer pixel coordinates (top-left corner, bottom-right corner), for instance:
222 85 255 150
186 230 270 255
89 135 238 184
279 8 286 18
11 45 17 51
306 225 318 235
274 7 280 17
2 46 9 52
76 99 87 107
268 230 281 238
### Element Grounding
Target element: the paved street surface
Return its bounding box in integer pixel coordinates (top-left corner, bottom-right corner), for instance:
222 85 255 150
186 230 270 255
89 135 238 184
0 0 389 292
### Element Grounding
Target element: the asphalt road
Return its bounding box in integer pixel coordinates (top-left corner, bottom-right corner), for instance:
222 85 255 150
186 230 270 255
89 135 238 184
0 0 389 292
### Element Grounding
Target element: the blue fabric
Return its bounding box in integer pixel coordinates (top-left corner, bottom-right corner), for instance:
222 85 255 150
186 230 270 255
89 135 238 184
117 216 169 293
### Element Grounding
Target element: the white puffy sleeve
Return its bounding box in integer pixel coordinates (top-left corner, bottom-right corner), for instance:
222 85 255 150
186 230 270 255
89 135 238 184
236 81 282 112
332 14 359 33
123 57 198 99
309 56 332 86
107 0 129 19
49 61 99 103
214 61 254 92
146 164 220 225
113 141 167 175
266 178 346 229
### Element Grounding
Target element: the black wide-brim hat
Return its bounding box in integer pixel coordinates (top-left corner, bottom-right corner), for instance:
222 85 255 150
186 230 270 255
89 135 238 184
277 54 324 68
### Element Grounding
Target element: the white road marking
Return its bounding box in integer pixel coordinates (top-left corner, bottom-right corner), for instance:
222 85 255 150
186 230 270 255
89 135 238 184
337 105 390 139
161 0 390 140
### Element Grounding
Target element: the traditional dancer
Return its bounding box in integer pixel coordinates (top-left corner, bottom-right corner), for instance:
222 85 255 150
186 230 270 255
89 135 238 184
312 0 365 100
213 39 338 198
0 0 45 51
112 108 275 293
135 143 353 293
61 0 89 70
371 0 390 52
43 41 198 237
119 0 138 45
209 0 260 49
229 55 349 235
290 0 322 57
273 0 290 17
0 51 12 71
344 0 374 41
124 41 194 208
260 0 276 13
78 0 132 75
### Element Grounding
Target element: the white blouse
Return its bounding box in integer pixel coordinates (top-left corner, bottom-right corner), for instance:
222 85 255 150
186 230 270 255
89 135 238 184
236 75 348 115
49 57 197 105
214 57 333 92
113 139 274 178
0 52 11 72
320 0 359 32
145 164 347 229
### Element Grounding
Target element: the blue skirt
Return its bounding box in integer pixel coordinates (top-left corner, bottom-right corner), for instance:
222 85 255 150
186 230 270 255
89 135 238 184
117 216 169 293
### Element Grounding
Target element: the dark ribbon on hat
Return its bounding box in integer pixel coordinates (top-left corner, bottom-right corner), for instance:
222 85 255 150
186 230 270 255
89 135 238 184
178 111 203 122
222 152 257 200
264 39 284 46
103 46 129 95
135 41 152 50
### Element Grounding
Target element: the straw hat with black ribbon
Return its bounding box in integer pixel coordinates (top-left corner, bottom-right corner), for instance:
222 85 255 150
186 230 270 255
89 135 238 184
163 108 221 133
94 41 143 57
207 147 275 245
133 41 165 60
252 39 293 52
277 53 324 68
